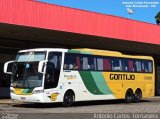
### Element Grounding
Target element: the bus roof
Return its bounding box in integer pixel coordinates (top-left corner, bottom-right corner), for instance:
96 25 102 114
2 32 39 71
18 48 153 60
18 48 68 53
71 48 122 55
71 48 153 60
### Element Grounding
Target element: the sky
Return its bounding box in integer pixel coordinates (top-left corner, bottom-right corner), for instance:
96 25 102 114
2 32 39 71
36 0 160 24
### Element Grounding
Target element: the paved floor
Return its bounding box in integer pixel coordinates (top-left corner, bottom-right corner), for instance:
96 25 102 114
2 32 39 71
0 97 160 119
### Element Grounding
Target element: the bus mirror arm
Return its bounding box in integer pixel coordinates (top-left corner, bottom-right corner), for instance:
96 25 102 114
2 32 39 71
38 60 48 73
4 60 14 74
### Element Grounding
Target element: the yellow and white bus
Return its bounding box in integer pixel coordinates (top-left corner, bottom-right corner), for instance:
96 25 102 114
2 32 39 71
4 48 154 106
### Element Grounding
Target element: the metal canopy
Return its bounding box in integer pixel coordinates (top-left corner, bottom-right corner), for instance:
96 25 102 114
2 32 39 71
0 23 160 55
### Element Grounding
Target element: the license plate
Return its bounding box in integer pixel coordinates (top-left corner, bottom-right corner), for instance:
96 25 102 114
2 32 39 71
21 97 26 100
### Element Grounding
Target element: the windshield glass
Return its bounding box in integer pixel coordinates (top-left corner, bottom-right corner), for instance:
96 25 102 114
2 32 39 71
16 51 46 62
11 51 46 88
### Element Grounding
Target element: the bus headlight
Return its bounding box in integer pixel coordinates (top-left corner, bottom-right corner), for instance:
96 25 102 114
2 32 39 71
33 90 44 94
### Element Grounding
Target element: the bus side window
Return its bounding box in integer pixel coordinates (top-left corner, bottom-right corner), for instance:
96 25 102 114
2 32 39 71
97 57 104 71
76 56 80 70
88 56 95 70
141 60 149 72
64 54 69 70
94 58 97 70
134 60 141 72
103 58 111 71
148 61 153 73
82 56 89 70
111 58 122 71
122 59 129 71
64 53 77 70
128 60 134 72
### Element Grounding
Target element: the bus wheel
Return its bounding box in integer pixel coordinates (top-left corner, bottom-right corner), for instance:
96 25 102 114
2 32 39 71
133 90 142 103
63 91 75 107
125 89 133 103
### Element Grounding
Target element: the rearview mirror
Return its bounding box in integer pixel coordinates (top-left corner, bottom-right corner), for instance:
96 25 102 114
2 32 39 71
38 60 48 73
4 61 14 74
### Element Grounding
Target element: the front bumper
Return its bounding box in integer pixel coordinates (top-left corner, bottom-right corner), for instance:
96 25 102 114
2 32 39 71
11 93 44 103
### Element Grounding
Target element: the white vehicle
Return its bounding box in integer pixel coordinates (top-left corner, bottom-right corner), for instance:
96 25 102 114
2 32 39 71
4 48 154 106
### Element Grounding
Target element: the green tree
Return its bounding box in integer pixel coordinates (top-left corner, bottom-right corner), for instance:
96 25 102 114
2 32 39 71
155 12 160 25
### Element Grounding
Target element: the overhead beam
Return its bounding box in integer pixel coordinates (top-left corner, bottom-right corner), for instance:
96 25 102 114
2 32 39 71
0 23 160 55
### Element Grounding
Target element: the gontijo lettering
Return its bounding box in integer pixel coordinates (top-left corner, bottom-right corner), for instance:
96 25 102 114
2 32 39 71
110 74 135 80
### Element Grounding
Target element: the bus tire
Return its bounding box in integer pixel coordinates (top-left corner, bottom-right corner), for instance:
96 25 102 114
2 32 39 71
63 91 75 107
125 89 133 103
133 89 142 103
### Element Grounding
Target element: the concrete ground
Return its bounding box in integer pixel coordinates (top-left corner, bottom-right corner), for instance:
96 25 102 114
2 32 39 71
0 97 160 119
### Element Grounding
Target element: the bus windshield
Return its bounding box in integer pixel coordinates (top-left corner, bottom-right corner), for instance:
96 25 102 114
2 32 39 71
16 51 46 62
11 51 46 88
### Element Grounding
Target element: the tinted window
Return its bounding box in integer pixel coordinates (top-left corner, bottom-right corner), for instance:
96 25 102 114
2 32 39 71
88 56 95 70
141 60 152 73
64 53 80 70
128 60 134 72
111 58 122 71
134 60 142 72
148 61 153 72
63 53 153 73
97 57 104 70
122 59 129 71
103 58 111 71
48 52 62 69
45 52 62 89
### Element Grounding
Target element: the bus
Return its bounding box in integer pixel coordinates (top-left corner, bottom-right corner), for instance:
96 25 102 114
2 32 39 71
4 48 155 106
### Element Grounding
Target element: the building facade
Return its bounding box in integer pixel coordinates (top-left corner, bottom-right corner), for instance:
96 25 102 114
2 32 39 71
0 0 160 97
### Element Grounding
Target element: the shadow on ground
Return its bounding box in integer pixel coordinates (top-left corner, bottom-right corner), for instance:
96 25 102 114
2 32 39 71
12 99 151 108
